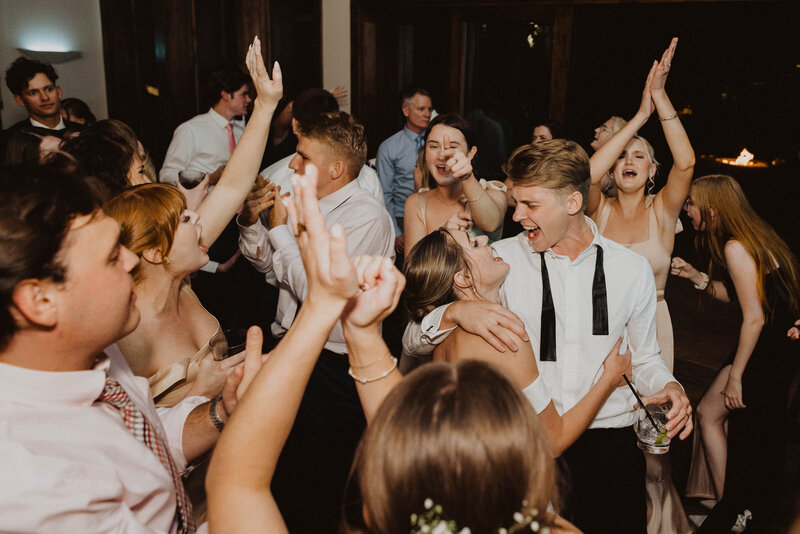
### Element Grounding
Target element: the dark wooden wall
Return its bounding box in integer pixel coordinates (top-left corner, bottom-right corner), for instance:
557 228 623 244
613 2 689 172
99 0 321 166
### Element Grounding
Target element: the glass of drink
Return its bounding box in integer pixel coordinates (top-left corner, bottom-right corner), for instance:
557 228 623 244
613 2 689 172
209 329 248 361
178 169 206 189
634 403 671 454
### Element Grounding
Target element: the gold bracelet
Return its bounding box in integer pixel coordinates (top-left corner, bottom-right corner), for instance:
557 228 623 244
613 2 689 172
659 113 678 122
348 357 398 384
465 189 485 203
350 352 394 369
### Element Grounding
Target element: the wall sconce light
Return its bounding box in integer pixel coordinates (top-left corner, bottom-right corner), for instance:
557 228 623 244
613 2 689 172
16 48 82 64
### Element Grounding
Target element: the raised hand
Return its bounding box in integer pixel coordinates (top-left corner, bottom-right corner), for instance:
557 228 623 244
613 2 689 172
651 37 678 95
245 36 283 113
637 60 657 118
442 134 478 182
341 255 405 331
284 164 359 309
670 256 699 280
220 326 265 418
328 85 348 101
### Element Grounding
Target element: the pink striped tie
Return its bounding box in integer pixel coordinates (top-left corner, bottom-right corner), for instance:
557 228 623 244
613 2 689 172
98 377 195 533
226 122 236 155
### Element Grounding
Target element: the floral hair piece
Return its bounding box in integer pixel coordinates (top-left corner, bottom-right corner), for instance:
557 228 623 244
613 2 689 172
410 499 549 534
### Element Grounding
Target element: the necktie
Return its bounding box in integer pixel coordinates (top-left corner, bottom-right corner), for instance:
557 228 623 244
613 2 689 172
226 122 236 156
538 245 608 362
416 134 424 150
98 377 195 533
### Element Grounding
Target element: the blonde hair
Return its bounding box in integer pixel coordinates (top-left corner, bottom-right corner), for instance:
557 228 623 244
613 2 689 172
502 139 591 209
607 115 627 135
691 174 800 316
297 111 366 179
346 360 558 534
103 183 186 283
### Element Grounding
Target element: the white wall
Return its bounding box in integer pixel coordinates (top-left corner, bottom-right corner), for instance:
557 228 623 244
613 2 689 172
0 0 107 128
322 0 351 113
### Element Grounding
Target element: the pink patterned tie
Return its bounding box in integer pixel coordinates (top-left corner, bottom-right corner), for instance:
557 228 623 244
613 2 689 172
226 122 236 156
98 377 195 533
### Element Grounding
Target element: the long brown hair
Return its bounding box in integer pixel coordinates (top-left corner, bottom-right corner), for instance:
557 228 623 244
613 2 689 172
691 174 800 315
402 228 475 323
103 183 186 283
346 360 558 534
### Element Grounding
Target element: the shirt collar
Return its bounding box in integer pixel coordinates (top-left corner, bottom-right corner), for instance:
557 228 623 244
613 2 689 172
523 216 606 264
29 116 65 130
0 356 109 407
319 179 360 215
402 126 423 142
208 107 234 128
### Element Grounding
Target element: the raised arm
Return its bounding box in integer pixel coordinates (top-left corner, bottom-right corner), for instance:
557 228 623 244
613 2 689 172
198 36 283 247
587 62 656 217
651 38 696 218
443 135 505 233
206 165 359 534
342 255 405 422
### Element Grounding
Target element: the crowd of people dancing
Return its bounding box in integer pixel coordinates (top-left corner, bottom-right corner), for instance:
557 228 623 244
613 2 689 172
1 34 799 534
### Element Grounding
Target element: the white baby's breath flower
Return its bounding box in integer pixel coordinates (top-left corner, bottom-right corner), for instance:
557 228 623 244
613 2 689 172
513 512 524 523
432 523 451 534
424 498 433 510
498 529 508 534
530 520 540 532
458 528 471 534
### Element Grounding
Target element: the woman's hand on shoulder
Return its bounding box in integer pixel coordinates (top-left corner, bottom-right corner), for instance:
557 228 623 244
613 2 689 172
284 164 359 313
245 36 283 114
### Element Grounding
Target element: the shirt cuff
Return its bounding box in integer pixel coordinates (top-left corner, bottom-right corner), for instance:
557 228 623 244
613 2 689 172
268 224 296 251
522 375 552 414
155 395 208 472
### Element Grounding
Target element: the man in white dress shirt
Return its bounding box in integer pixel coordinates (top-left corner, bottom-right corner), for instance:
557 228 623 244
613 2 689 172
402 140 692 533
238 111 394 532
258 87 384 204
160 67 251 185
0 166 259 533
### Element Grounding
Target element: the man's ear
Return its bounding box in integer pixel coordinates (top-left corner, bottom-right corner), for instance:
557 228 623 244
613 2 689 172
330 160 346 181
11 280 58 328
291 117 299 135
566 190 584 216
402 104 410 118
13 94 25 109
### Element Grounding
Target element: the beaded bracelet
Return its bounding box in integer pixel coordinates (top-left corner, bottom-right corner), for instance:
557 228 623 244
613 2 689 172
348 357 398 384
694 272 709 291
659 113 678 122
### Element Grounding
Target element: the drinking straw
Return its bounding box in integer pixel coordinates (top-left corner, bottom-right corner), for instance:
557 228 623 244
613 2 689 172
622 373 660 432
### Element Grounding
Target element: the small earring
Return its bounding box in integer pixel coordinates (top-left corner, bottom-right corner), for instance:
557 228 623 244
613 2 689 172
163 257 170 265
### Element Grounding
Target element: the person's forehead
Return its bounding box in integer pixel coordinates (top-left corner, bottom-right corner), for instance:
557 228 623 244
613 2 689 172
63 213 117 259
512 183 558 202
411 94 431 106
429 124 465 142
233 84 250 95
25 73 56 91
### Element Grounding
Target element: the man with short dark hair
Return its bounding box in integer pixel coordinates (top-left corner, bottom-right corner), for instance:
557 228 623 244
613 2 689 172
160 67 252 185
238 111 394 532
0 165 259 532
403 139 693 534
375 86 433 254
2 57 81 154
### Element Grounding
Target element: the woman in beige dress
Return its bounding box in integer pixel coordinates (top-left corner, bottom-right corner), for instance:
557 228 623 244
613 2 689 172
587 38 695 534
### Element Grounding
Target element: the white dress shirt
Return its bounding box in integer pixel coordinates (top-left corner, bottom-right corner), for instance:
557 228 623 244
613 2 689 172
29 117 65 130
403 217 677 429
260 153 385 206
0 344 206 533
239 179 395 354
159 108 245 185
